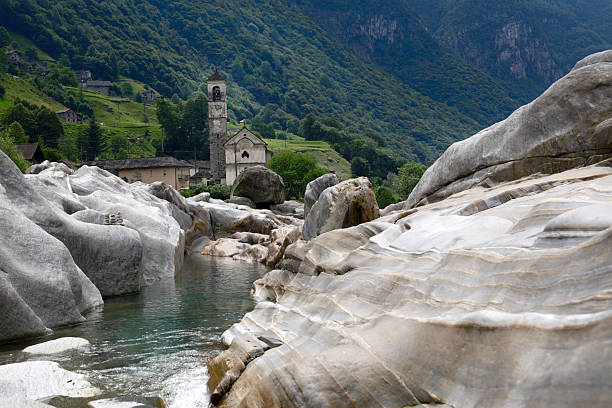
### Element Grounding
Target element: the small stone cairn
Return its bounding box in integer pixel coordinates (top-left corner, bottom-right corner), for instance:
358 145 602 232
104 211 124 226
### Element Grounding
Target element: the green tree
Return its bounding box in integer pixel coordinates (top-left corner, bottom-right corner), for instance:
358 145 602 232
374 185 398 209
84 118 103 160
394 161 427 199
120 82 134 98
351 156 371 177
8 121 27 143
35 107 64 148
266 151 328 200
25 47 37 61
0 84 5 98
0 130 30 172
0 26 9 48
156 98 178 153
2 103 35 136
49 66 78 86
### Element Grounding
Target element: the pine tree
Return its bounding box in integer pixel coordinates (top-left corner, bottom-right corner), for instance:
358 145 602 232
84 118 103 160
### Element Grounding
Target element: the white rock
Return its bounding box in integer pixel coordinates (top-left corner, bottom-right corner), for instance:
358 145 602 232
0 361 100 400
23 337 90 355
0 398 55 407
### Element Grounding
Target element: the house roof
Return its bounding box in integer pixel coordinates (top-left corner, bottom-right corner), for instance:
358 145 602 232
191 169 212 179
15 143 43 161
187 160 211 169
224 126 267 147
207 69 225 82
83 157 193 171
86 80 112 87
56 108 73 114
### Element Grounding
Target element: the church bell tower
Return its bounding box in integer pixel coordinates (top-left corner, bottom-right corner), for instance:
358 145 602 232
207 69 227 184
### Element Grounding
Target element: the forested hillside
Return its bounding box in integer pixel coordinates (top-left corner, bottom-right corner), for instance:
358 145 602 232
408 0 611 99
0 0 486 163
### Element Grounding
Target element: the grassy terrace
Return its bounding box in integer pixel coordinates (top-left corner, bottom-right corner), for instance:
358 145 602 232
264 135 351 180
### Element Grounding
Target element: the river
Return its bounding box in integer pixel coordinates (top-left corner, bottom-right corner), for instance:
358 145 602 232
0 255 268 407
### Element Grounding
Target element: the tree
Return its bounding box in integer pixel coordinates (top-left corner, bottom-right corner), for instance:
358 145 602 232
0 84 5 99
267 151 328 200
84 118 103 160
120 82 134 98
374 185 398 209
0 26 10 48
394 161 427 199
35 107 64 148
8 121 27 143
351 156 371 177
2 103 35 136
25 47 38 61
0 130 30 172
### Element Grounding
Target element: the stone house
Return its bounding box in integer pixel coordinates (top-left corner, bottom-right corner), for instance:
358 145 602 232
56 108 83 124
84 80 112 96
74 70 92 84
187 160 212 186
6 50 20 63
84 157 193 190
15 143 45 163
141 89 160 105
224 126 273 186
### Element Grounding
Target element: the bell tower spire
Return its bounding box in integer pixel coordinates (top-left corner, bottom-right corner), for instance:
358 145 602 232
207 69 227 184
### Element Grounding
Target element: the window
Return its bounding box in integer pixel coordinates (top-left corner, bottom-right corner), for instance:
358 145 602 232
149 170 153 177
162 169 167 176
241 151 249 159
212 86 221 101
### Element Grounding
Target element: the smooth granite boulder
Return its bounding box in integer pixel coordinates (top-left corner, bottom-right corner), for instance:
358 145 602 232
270 200 304 219
0 398 55 408
231 166 285 206
0 155 103 342
406 50 612 209
0 361 100 400
23 337 90 355
229 195 256 208
303 173 338 219
211 165 612 408
302 177 380 241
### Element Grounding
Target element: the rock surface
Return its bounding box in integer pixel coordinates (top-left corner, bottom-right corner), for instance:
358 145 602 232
88 396 165 408
230 166 286 206
270 200 304 220
211 164 612 408
0 361 100 400
302 177 380 240
406 50 612 209
23 337 90 355
0 398 55 408
209 53 612 408
303 173 338 219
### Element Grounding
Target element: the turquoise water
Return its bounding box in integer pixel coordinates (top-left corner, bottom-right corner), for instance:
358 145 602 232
0 255 268 407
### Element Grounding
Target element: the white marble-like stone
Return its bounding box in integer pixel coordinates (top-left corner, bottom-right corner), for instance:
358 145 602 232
23 337 90 355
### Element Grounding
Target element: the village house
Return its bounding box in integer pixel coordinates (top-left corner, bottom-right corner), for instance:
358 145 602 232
6 50 20 63
83 157 193 190
187 160 212 187
84 80 112 96
56 108 83 124
224 126 273 186
141 89 160 105
74 70 92 84
15 143 45 164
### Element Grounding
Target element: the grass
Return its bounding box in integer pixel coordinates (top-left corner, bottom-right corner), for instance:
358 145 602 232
64 86 159 126
0 73 65 111
264 135 351 180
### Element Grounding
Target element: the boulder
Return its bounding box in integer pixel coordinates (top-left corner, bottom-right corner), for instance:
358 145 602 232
302 177 380 241
88 396 165 408
406 49 612 209
0 398 55 408
229 196 256 208
230 166 285 206
23 337 90 355
265 225 302 268
303 173 338 219
212 164 612 408
270 200 304 219
231 232 269 245
0 361 100 400
202 239 268 263
191 191 211 203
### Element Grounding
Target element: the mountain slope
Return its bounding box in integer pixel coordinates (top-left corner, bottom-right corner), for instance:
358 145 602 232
294 0 520 125
408 0 610 99
0 0 484 163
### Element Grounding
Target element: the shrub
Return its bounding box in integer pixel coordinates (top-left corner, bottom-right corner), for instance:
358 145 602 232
0 130 30 172
374 185 399 209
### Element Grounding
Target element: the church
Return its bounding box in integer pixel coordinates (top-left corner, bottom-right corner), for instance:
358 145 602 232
207 69 272 186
